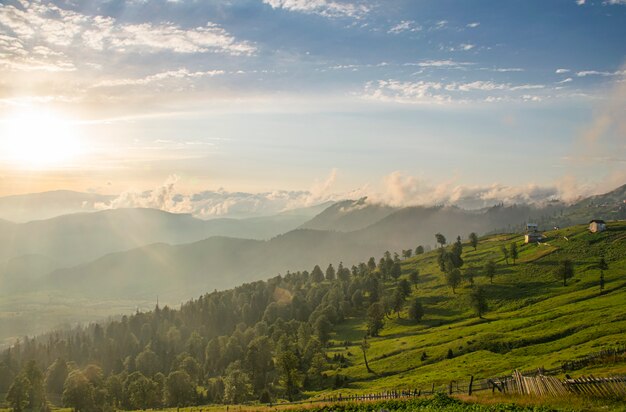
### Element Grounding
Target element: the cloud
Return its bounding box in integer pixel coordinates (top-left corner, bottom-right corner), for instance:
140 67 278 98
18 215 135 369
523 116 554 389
448 43 475 52
576 69 626 77
466 22 480 28
556 68 570 74
557 78 573 84
388 20 422 34
363 79 451 105
0 0 256 72
410 59 473 68
92 68 225 88
434 20 448 29
576 0 586 5
262 0 369 18
96 170 342 218
363 79 547 105
604 0 626 4
376 171 595 208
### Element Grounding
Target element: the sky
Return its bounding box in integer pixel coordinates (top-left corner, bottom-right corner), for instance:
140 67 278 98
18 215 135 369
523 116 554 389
0 0 625 217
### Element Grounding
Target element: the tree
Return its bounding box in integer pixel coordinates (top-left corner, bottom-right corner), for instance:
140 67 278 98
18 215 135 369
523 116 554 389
0 362 16 394
62 370 94 412
402 249 412 259
556 259 574 286
127 372 160 410
337 262 350 282
438 248 463 273
398 279 411 298
501 245 510 265
45 358 68 396
367 257 377 272
452 236 463 258
23 360 46 410
245 336 273 393
464 265 477 286
106 375 124 408
367 302 385 336
485 260 496 284
409 269 419 289
351 289 364 309
509 242 518 264
313 315 332 345
223 362 252 404
392 288 405 318
408 298 424 322
445 268 462 294
275 342 302 401
325 264 336 281
7 375 30 412
469 232 478 251
390 262 402 280
469 287 488 318
311 265 324 283
306 352 328 388
360 335 374 374
415 245 424 255
446 349 454 359
435 233 446 248
165 370 196 407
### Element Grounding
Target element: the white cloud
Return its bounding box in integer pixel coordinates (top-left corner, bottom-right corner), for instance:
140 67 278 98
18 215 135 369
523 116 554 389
96 170 342 218
449 43 475 52
411 59 473 68
92 68 225 88
0 0 256 71
576 0 586 5
376 171 593 208
466 22 480 28
388 20 422 34
492 67 524 72
576 69 626 77
557 78 573 84
604 0 626 4
363 79 451 105
556 68 570 74
364 79 547 105
262 0 369 18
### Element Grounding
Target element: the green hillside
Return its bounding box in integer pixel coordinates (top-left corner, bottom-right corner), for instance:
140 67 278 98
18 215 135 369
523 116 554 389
319 222 626 395
1 222 624 411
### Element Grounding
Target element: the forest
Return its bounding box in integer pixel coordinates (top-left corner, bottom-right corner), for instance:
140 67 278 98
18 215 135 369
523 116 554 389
0 246 428 410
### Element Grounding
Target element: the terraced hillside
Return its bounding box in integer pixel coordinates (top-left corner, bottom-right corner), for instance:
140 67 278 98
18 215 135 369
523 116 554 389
320 221 626 396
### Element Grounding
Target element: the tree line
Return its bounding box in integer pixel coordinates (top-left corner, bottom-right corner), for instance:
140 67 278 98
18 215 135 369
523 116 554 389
1 246 430 411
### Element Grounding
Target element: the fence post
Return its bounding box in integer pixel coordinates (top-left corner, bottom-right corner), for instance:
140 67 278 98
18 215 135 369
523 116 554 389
468 375 474 396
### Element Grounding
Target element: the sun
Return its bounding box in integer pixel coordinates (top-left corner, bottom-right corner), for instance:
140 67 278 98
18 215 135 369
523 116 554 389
0 108 83 169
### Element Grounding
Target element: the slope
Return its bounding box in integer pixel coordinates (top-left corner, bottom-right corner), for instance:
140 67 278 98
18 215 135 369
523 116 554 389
322 222 626 395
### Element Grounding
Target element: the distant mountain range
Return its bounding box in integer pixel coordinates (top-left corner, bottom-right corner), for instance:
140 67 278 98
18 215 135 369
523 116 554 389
0 184 624 344
25 183 625 300
0 190 114 223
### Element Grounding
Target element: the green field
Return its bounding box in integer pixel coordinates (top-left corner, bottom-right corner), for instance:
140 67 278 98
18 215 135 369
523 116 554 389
2 222 625 411
313 222 626 396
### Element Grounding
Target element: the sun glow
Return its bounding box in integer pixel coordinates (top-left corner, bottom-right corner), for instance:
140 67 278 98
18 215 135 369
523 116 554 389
0 109 83 169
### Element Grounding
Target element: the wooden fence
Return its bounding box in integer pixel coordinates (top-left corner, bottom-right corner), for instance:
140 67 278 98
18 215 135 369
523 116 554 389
564 375 626 399
307 346 626 405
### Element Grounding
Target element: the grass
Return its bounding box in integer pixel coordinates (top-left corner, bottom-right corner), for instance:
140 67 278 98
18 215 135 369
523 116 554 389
315 222 626 398
3 223 626 411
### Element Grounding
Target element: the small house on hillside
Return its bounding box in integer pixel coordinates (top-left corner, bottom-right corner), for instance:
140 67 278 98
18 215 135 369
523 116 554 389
524 223 543 244
589 219 606 233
